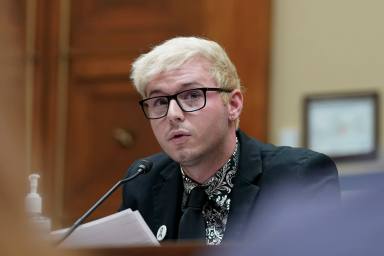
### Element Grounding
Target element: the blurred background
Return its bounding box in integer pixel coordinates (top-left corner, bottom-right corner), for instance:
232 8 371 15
1 0 383 229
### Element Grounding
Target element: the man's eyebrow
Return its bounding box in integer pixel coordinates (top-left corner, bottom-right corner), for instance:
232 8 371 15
147 89 164 97
147 83 202 97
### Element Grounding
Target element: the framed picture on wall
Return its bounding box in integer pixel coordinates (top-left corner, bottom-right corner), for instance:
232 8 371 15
303 92 379 161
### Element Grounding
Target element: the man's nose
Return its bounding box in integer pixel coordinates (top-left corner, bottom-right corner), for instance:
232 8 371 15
167 99 185 120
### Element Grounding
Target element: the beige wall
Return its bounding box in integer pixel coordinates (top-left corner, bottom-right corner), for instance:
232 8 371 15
269 0 384 175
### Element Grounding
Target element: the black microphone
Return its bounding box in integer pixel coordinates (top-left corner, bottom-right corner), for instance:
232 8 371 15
57 159 153 245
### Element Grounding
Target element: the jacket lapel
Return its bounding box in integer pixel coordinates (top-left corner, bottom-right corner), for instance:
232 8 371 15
152 162 183 240
225 131 263 240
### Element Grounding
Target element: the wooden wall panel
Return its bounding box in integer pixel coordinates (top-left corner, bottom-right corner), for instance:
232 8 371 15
200 0 271 140
70 0 183 53
32 0 63 223
0 0 27 179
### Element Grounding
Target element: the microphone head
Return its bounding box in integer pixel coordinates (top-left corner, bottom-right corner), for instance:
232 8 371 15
137 159 153 174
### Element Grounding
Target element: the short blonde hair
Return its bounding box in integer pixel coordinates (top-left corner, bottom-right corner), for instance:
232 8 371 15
131 36 241 99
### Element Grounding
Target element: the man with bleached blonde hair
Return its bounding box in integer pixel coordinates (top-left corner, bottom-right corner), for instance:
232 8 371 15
120 36 339 245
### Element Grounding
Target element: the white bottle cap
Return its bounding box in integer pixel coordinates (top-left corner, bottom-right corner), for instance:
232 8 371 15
25 173 42 214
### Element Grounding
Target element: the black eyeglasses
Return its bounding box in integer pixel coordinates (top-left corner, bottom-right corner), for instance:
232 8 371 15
139 87 233 119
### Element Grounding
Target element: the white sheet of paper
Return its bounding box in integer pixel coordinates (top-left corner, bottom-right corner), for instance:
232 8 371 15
51 209 159 248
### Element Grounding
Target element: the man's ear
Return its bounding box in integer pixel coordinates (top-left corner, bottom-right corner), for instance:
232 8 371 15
227 89 243 121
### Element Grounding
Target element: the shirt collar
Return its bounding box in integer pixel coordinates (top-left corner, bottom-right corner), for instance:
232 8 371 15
180 137 239 198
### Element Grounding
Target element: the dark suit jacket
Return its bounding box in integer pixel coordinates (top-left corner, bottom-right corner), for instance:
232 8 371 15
120 130 340 242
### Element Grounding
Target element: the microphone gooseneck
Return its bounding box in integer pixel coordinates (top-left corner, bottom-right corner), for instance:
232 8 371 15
57 159 153 245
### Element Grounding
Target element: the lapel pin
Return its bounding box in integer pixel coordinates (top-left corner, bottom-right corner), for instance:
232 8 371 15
156 225 167 241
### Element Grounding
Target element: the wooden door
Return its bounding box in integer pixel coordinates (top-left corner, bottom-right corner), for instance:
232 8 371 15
63 0 202 225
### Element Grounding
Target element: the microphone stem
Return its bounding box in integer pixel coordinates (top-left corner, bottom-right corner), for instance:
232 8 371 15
57 169 143 245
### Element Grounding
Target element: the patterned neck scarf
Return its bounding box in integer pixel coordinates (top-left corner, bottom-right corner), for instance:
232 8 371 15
180 138 240 245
